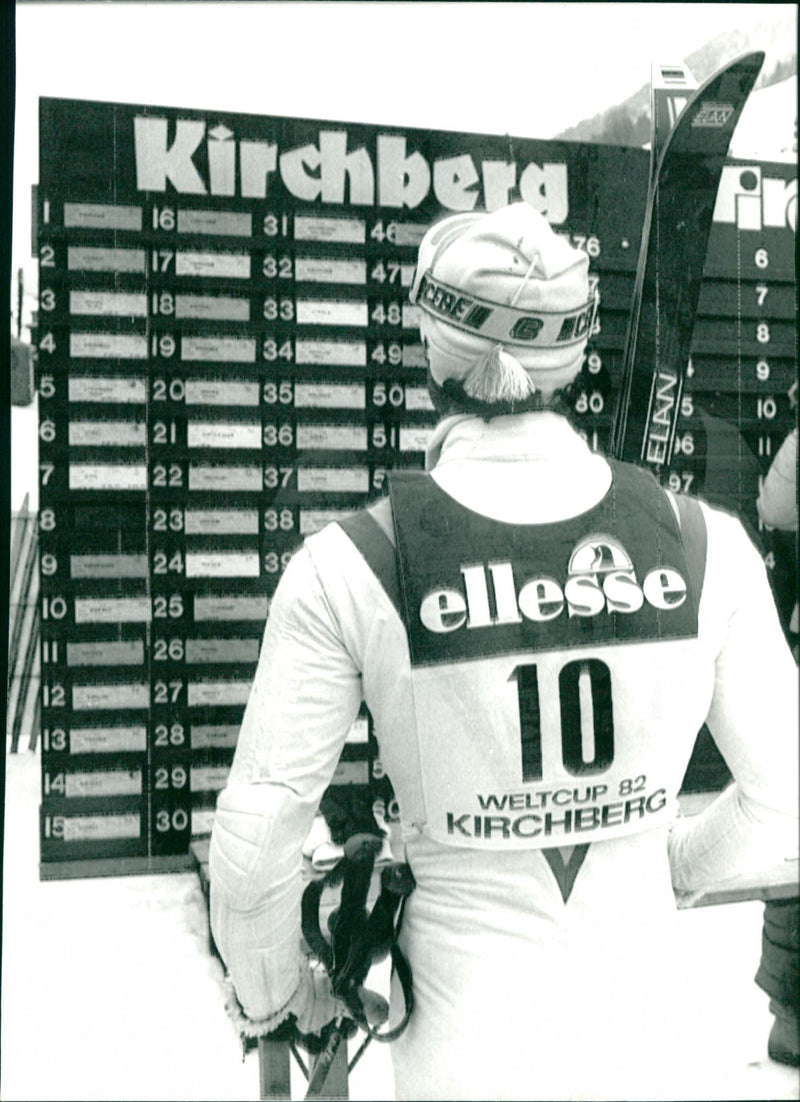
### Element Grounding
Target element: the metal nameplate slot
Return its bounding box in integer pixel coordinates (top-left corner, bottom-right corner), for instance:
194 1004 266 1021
299 509 354 536
74 597 151 624
175 294 250 321
190 723 240 749
188 465 262 491
177 210 252 236
69 291 148 317
68 377 146 403
187 679 253 707
68 464 148 491
405 386 434 411
402 304 422 329
186 421 262 449
184 508 259 535
193 595 269 622
175 251 251 278
61 770 143 798
70 333 147 359
181 336 256 362
185 550 260 578
296 299 368 327
66 641 145 666
382 221 428 247
67 246 146 272
191 808 217 836
190 765 231 793
402 343 426 368
295 423 368 450
184 638 260 664
399 425 434 453
70 554 149 579
295 257 366 284
47 813 142 842
296 467 369 493
295 339 366 366
69 725 148 754
63 202 142 231
184 380 259 406
68 421 147 447
71 682 150 710
294 382 365 409
294 215 366 243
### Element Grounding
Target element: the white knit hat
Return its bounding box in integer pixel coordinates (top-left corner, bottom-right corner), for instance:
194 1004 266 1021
410 202 596 401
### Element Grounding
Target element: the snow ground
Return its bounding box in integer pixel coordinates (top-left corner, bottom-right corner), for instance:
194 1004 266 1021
2 744 799 1102
1 745 395 1102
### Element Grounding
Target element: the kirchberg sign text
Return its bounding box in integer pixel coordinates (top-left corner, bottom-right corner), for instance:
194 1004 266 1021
133 117 570 220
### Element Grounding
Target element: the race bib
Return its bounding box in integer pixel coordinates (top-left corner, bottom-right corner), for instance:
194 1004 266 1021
388 464 703 849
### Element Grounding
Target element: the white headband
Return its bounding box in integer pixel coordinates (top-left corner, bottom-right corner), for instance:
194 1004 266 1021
412 270 598 349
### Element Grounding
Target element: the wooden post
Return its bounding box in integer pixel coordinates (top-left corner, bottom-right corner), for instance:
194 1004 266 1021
258 1036 292 1100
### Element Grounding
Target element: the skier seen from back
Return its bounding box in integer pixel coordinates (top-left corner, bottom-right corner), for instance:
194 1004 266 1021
209 202 798 1100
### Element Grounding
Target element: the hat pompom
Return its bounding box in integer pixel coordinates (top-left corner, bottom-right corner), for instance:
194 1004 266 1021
462 345 535 404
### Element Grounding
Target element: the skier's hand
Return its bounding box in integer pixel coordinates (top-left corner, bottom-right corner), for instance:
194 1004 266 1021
224 958 390 1061
222 957 346 1042
290 960 389 1037
286 957 348 1036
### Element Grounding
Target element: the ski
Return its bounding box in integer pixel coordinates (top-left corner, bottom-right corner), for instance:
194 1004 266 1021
618 56 697 453
609 51 764 470
649 59 698 184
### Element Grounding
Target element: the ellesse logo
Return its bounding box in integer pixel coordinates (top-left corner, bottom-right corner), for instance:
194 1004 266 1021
568 535 635 573
419 533 688 633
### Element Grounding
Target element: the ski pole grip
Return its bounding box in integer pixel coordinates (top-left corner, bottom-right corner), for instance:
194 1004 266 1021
342 832 383 861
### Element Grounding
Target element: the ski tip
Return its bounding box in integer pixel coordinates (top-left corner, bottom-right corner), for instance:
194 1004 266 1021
726 50 765 80
736 49 766 66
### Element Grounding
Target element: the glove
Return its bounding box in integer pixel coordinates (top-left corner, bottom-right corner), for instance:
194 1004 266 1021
224 955 389 1053
224 955 345 1042
289 957 347 1036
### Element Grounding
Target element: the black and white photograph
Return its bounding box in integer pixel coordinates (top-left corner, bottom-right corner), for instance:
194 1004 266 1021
3 2 798 1099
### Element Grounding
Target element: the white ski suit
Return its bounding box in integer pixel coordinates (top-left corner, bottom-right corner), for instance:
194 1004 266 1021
210 412 798 1100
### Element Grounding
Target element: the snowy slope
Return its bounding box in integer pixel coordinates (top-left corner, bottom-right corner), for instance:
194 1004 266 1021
729 75 797 162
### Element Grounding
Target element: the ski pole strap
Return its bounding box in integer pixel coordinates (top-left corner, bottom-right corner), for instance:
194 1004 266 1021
300 836 416 1043
300 876 334 973
360 860 415 1044
371 927 414 1043
301 833 380 984
330 834 383 997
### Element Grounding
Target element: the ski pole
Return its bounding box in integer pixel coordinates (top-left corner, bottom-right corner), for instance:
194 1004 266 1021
304 1016 348 1099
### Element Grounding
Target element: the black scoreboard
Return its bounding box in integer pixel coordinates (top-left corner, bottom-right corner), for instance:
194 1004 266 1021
36 97 797 877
